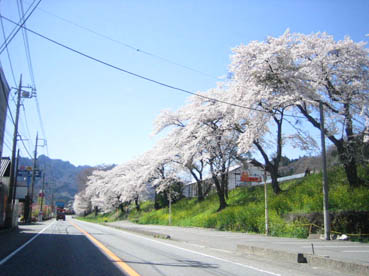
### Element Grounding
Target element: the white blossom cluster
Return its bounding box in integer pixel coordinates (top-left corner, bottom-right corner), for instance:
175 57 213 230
73 30 369 213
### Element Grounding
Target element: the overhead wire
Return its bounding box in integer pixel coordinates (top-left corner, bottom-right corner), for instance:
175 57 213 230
0 84 33 160
21 104 34 150
18 133 33 158
34 5 218 80
3 139 12 152
0 14 307 120
17 0 36 85
0 0 41 55
17 0 48 157
0 15 17 85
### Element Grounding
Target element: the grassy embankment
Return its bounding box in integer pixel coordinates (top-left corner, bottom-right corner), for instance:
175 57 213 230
78 166 369 240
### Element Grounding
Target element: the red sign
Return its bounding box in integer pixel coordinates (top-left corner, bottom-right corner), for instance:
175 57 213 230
240 172 261 182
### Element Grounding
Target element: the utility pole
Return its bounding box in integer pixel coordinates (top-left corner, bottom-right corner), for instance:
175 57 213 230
168 188 172 226
4 76 22 228
28 133 38 223
319 102 330 240
38 172 45 222
264 168 269 235
11 149 20 213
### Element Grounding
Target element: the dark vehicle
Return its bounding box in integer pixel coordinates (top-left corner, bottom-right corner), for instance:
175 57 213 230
56 208 66 221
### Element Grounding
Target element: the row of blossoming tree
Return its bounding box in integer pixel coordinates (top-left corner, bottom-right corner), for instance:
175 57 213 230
74 31 369 215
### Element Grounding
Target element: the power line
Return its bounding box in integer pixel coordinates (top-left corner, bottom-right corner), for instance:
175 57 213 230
21 104 34 150
17 0 36 86
3 139 12 152
10 0 48 157
0 15 17 85
0 14 306 120
17 0 48 155
18 133 33 158
0 0 41 55
35 6 218 80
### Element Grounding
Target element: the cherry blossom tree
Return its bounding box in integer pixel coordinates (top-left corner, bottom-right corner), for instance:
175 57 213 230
229 31 313 194
183 89 240 210
153 108 208 201
73 193 91 216
229 30 368 188
292 32 369 187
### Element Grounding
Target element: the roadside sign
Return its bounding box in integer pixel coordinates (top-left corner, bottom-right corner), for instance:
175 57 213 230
34 170 42 177
240 172 262 182
17 169 42 178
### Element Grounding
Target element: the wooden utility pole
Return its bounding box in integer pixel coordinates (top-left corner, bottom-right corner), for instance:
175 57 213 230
4 76 22 228
319 102 330 240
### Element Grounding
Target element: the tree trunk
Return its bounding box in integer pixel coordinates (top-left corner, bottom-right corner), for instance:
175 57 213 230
270 165 282 194
223 173 229 200
343 160 360 188
197 181 204 201
154 192 160 210
297 104 362 188
190 170 204 202
254 141 282 194
135 197 140 211
210 168 228 211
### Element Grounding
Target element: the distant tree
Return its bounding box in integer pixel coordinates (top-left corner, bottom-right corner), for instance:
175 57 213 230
76 167 95 193
153 109 207 201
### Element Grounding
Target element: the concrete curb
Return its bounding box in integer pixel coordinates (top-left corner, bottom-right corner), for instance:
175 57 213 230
102 223 171 240
237 244 369 276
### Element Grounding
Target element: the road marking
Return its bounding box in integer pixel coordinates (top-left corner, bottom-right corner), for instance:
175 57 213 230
343 250 369 253
70 221 140 276
302 245 369 248
99 223 281 276
0 221 56 265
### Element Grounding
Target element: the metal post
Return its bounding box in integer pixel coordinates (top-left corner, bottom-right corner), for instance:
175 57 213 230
168 188 172 226
264 168 269 235
38 172 45 221
28 133 38 223
4 76 22 228
319 102 330 240
11 149 20 213
23 172 31 223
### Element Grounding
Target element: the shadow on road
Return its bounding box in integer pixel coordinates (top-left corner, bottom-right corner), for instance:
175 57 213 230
0 227 127 275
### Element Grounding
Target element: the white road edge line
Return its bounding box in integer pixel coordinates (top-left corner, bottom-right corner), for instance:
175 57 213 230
0 221 56 265
343 251 369 253
141 234 281 276
77 220 281 276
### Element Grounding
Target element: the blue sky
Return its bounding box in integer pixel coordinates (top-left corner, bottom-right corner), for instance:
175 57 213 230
0 0 368 166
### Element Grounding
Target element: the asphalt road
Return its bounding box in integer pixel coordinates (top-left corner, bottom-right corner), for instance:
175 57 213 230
0 217 354 276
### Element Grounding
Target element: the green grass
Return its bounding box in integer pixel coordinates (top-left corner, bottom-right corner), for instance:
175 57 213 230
77 166 369 239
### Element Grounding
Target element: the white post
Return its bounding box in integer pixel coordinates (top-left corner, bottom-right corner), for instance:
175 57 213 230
264 168 269 235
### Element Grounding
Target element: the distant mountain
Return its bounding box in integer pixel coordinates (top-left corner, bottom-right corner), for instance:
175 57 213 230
18 155 90 203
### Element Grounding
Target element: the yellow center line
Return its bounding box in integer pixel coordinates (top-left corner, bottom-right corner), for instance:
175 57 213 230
69 221 140 276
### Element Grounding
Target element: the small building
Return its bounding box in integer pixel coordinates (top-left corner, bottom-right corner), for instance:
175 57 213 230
0 157 11 227
0 67 10 161
183 160 268 198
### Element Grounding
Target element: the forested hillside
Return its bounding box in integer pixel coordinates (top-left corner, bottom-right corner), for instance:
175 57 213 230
19 155 90 202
